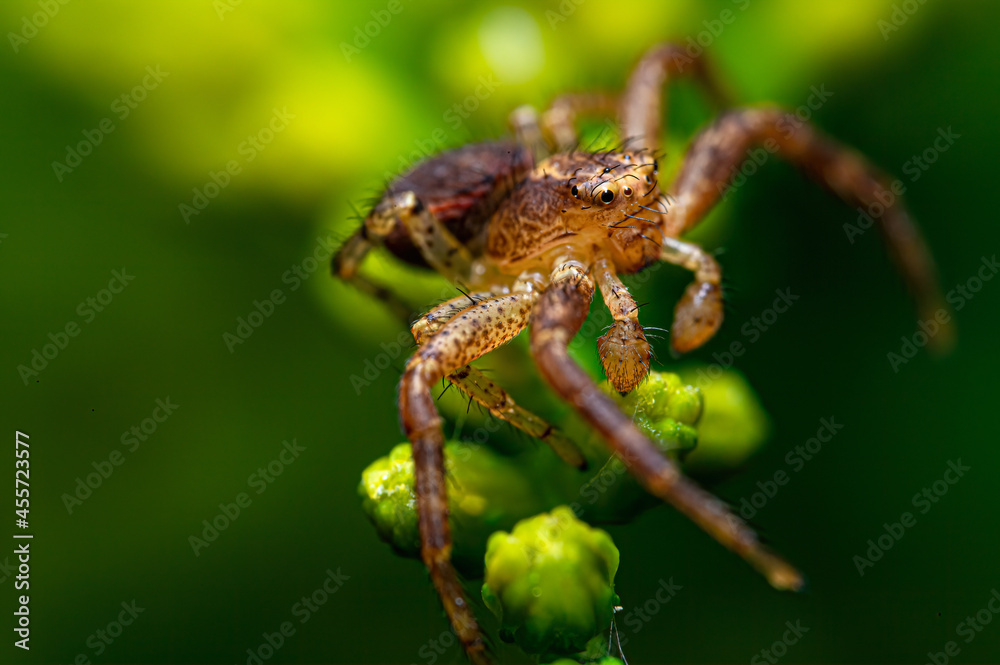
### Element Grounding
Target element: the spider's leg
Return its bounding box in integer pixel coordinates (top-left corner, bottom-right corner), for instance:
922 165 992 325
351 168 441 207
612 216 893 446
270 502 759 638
400 285 540 665
530 257 804 592
510 93 618 160
331 229 415 324
593 257 652 394
619 42 733 153
660 107 953 350
542 92 619 152
380 191 476 283
508 105 548 163
448 365 587 469
411 289 496 344
658 238 725 354
332 191 478 324
411 291 587 469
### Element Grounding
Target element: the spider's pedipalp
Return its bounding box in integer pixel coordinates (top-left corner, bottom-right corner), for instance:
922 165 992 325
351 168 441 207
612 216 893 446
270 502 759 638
594 257 652 394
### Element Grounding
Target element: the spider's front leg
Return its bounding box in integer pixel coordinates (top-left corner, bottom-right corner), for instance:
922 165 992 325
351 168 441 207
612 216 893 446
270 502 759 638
410 290 587 469
659 237 725 354
661 107 953 350
530 257 804 591
400 284 542 665
620 42 732 152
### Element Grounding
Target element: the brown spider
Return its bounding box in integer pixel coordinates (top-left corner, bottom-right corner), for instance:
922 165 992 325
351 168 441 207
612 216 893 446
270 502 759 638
333 43 951 663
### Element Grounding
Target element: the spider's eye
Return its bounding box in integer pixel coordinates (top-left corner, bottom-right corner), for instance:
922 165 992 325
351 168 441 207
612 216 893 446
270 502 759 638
653 159 659 172
603 167 611 174
571 185 579 198
622 185 633 197
594 183 617 205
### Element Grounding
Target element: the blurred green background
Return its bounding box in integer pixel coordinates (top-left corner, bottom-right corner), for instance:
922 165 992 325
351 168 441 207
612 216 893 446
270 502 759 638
2 0 999 662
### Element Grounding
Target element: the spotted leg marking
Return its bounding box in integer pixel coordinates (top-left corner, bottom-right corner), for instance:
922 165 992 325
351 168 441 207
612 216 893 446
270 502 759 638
410 290 587 469
399 286 541 664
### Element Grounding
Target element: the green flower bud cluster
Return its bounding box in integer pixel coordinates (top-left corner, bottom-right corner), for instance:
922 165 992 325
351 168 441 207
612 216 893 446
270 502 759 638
358 441 555 572
481 506 620 656
358 368 771 662
676 367 770 475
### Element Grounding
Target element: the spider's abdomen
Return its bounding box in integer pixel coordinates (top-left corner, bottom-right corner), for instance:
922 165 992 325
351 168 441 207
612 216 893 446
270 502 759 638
380 141 533 267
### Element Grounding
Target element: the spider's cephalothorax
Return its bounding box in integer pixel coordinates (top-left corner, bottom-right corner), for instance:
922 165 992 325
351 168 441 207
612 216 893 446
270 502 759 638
333 42 953 665
487 150 663 274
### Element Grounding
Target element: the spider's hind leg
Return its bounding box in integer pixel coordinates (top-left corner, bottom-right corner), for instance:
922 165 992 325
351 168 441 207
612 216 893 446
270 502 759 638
331 229 415 324
331 190 478 324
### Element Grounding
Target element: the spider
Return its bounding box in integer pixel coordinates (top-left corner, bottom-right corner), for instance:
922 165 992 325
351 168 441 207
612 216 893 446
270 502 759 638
333 43 951 663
